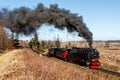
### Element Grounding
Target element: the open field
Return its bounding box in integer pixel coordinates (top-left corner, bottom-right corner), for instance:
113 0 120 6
99 49 120 73
61 41 120 73
0 48 120 80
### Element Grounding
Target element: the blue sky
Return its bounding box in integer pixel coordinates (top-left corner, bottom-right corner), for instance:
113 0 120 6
0 0 120 41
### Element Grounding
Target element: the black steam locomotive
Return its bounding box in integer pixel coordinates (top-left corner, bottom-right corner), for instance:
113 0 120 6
48 47 101 69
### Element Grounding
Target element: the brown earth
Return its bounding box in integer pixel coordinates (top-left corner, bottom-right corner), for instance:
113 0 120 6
0 48 120 80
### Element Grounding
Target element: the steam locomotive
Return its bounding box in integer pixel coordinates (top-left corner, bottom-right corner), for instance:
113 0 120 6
48 47 101 69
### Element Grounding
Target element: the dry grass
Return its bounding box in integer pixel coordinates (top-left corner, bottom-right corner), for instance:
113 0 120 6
99 49 120 73
0 48 119 80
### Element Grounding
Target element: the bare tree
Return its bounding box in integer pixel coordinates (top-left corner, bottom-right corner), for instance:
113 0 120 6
55 38 60 48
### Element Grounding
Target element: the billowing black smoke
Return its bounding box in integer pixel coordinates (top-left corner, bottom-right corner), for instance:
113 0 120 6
0 3 93 47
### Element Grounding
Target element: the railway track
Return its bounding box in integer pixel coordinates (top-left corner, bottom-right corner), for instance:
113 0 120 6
98 68 120 77
34 48 120 78
48 56 120 78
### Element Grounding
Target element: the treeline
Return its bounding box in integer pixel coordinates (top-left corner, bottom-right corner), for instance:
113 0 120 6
93 40 120 43
105 40 120 43
0 21 62 54
0 22 15 53
28 33 61 53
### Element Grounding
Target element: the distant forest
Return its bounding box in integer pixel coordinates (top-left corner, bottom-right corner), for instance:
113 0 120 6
93 40 120 43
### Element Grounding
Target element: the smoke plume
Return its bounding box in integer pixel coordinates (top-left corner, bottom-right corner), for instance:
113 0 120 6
0 3 93 47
